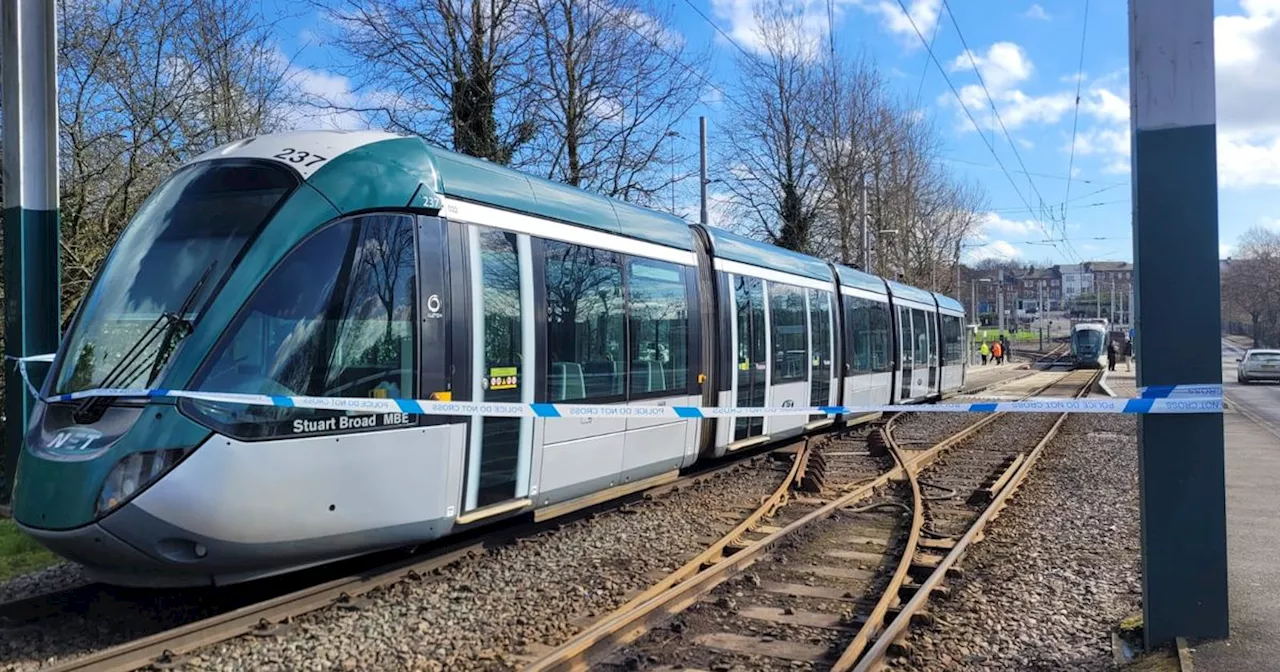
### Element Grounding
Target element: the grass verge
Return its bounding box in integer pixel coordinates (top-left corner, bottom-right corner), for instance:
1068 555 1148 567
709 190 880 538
0 518 58 581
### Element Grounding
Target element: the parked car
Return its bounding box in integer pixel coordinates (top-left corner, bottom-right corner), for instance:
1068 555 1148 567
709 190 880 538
1237 349 1280 384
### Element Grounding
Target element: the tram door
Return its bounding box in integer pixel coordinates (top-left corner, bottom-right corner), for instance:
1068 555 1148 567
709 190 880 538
463 227 535 514
898 306 914 400
911 309 932 399
733 275 767 442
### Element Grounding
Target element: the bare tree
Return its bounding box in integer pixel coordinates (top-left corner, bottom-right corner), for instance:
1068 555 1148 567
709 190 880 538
1222 227 1280 347
57 0 293 324
526 0 701 205
809 53 884 266
320 0 539 164
718 1 824 252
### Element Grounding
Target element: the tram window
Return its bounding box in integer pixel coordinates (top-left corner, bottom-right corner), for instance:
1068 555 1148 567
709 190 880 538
846 297 871 374
769 283 807 384
188 214 418 439
55 161 299 395
942 315 963 364
809 289 833 405
545 241 625 401
911 309 929 368
869 302 892 372
627 258 689 396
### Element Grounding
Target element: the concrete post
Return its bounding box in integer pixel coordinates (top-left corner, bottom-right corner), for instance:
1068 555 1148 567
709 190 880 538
2 0 61 507
1130 0 1228 647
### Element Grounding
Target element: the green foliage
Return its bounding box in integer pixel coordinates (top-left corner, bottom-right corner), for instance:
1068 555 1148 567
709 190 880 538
0 519 58 580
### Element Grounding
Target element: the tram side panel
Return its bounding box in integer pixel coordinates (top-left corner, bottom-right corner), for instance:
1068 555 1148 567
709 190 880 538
531 235 698 505
838 292 895 413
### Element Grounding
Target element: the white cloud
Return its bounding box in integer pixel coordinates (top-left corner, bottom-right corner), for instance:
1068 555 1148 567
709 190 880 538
949 42 1032 93
281 66 369 131
980 212 1038 237
856 0 940 49
1219 133 1280 188
1259 216 1280 230
965 239 1022 262
1069 127 1131 174
941 42 1078 132
710 0 836 57
1221 243 1234 258
1024 4 1050 21
1201 2 1280 187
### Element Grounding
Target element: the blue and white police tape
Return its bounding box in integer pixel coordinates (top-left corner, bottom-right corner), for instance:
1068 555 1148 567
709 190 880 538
8 353 54 400
7 354 1222 417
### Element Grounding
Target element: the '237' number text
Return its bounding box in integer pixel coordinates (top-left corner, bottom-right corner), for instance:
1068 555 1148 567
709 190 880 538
273 148 328 167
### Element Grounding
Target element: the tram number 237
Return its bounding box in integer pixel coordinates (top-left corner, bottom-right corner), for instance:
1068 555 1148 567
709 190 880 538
273 148 328 168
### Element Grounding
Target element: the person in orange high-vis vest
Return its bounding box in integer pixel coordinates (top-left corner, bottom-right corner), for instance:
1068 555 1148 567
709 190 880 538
991 340 1004 365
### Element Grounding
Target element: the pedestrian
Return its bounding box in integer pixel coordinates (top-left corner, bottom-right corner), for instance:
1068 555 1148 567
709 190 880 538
1123 338 1134 371
980 341 990 365
1000 333 1009 359
992 340 1003 365
1107 339 1118 371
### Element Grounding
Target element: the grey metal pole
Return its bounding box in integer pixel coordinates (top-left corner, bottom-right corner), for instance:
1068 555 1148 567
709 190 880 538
997 272 1005 335
1038 282 1045 348
1110 278 1115 321
699 117 708 226
1129 282 1135 331
860 179 869 271
2 0 61 507
970 279 977 366
1130 0 1228 646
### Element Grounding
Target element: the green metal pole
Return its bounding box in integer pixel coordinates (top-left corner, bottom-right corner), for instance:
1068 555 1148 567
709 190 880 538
1130 0 1228 647
2 0 61 507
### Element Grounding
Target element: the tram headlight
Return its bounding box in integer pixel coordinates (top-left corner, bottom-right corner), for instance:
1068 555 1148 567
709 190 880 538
96 449 187 516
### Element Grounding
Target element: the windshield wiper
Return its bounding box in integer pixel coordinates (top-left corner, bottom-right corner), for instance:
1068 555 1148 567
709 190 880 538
72 262 216 424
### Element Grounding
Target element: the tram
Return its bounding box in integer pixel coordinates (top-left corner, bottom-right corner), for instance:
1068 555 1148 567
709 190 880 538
14 130 968 586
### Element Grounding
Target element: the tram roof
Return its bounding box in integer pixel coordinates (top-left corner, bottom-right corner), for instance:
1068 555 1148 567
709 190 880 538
933 292 965 314
886 280 938 307
421 143 696 251
833 264 889 295
701 227 835 282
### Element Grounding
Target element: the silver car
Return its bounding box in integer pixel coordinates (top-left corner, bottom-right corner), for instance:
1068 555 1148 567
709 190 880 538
1237 349 1280 383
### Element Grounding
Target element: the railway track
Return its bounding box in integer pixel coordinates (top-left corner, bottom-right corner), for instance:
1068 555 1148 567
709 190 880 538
0 371 1084 672
2 437 817 672
520 368 1100 672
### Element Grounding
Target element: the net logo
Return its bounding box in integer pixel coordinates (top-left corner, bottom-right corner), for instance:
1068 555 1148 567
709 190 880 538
37 427 108 460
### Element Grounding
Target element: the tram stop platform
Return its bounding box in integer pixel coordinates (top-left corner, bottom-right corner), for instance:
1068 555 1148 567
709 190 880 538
961 359 1030 393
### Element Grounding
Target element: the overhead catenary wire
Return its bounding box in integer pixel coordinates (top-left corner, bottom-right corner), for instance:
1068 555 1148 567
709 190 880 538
892 0 1048 256
939 156 1128 187
939 0 1068 261
1062 0 1091 227
678 0 754 60
579 0 731 101
913 2 944 108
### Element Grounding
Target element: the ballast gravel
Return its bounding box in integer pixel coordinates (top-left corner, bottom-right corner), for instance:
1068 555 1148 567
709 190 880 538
0 561 88 605
183 462 788 672
894 413 1141 671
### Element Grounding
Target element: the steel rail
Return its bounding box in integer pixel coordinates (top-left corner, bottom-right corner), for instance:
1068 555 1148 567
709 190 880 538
851 369 1102 672
522 372 1080 672
42 539 489 672
519 438 912 672
830 420 924 671
574 439 809 630
39 443 799 672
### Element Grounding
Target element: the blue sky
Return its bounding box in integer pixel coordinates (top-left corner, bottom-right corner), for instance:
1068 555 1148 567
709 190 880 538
265 0 1280 266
